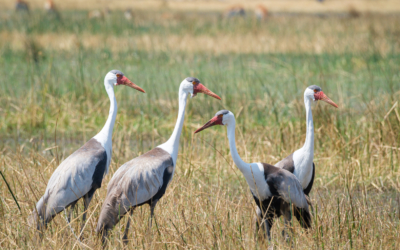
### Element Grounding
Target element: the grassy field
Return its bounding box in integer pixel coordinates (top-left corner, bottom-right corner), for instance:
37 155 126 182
2 0 400 13
0 8 400 249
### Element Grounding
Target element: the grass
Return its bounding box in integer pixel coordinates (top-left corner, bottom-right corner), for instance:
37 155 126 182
3 0 400 13
0 9 399 249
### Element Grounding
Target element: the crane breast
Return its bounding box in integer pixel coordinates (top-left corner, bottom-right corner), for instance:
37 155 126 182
41 139 107 216
107 148 174 209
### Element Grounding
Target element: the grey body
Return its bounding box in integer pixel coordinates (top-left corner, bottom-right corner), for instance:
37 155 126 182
15 1 29 12
253 163 312 241
185 77 200 83
31 138 108 231
275 153 315 195
96 147 174 238
275 153 295 173
262 163 309 210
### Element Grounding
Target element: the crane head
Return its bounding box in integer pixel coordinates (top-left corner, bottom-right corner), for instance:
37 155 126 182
184 77 221 100
307 85 338 108
194 110 233 134
108 70 145 93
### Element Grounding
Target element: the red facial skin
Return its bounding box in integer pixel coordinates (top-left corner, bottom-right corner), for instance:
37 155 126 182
314 91 338 108
116 75 146 93
193 83 222 100
194 115 223 134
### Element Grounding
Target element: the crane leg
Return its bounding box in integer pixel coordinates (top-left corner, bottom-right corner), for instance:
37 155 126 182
282 204 294 246
100 230 108 248
282 218 294 242
263 218 272 241
254 206 263 241
67 200 78 223
80 192 94 238
122 209 135 244
148 200 158 231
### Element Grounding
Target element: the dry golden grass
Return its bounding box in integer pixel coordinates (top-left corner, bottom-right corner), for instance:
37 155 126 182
1 94 400 249
2 0 400 13
1 14 400 54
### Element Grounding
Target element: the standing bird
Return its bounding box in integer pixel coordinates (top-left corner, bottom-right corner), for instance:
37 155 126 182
225 4 246 18
15 0 29 12
96 77 221 243
274 85 337 236
44 0 55 12
276 85 338 195
44 0 61 19
194 110 311 241
124 9 133 20
254 4 268 20
30 70 145 234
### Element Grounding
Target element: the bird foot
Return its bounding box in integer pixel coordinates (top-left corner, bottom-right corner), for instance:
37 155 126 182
281 230 291 242
122 235 129 245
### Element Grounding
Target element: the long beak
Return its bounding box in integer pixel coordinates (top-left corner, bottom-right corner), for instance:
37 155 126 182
121 76 146 93
194 83 221 100
194 116 220 134
319 92 338 108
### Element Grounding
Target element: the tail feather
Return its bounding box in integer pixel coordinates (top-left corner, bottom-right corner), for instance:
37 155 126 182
96 194 122 235
294 207 312 229
32 196 47 231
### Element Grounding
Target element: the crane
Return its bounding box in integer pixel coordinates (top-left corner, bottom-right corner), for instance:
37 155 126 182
15 0 29 12
274 85 337 238
96 77 221 244
194 110 311 242
29 70 145 236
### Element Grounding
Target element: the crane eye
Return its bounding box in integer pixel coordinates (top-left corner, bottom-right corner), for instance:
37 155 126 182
218 114 223 118
314 89 318 93
192 81 196 85
116 74 122 78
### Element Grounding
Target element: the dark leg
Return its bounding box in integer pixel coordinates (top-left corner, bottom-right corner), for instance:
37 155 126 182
100 230 108 248
281 204 293 242
254 206 274 250
67 200 78 223
264 218 275 250
254 206 263 241
63 201 79 239
148 200 158 232
122 209 135 244
263 217 273 241
80 191 94 238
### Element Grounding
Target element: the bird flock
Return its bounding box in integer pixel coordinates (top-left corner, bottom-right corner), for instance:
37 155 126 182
28 70 338 246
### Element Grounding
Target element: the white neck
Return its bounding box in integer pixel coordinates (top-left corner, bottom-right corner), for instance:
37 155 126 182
93 84 117 152
292 95 315 187
301 95 314 156
226 119 249 173
157 86 188 165
226 119 271 199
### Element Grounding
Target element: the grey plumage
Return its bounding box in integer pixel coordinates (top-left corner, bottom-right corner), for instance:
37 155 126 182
185 77 200 83
307 85 322 91
262 163 309 211
215 110 230 116
110 70 124 76
30 139 107 231
275 154 315 195
96 147 174 238
275 153 295 173
253 163 311 241
15 1 29 12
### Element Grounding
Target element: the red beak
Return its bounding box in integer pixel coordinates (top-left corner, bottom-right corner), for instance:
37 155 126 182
193 83 221 100
117 76 146 93
316 91 338 108
194 116 223 134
